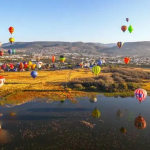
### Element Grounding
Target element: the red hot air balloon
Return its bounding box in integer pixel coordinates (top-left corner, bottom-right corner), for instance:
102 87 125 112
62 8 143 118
121 25 127 32
0 51 3 56
52 55 55 63
9 27 14 34
134 115 146 129
126 18 129 22
124 57 130 64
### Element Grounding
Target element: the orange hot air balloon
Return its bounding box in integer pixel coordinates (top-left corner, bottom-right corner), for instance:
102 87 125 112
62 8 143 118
9 27 14 34
124 57 130 64
121 25 127 32
52 55 55 63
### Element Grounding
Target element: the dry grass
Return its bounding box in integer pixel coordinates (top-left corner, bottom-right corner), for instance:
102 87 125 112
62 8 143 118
0 69 95 105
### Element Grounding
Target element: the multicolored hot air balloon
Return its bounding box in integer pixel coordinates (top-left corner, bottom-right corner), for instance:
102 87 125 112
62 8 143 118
9 38 15 44
124 57 130 64
134 115 146 129
12 49 15 55
59 55 65 63
52 55 55 63
92 66 101 75
128 25 133 33
0 42 2 47
0 51 3 56
126 18 129 22
117 42 123 48
9 27 14 34
134 88 147 102
8 49 12 54
121 25 127 32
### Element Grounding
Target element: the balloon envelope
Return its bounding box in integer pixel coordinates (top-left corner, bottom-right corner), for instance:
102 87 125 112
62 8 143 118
31 71 38 78
134 88 147 102
121 25 127 32
124 57 130 64
8 27 14 34
117 42 123 48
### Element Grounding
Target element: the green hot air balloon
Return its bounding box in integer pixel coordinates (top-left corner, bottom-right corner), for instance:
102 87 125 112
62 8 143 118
59 55 66 63
12 49 15 55
128 25 133 33
92 65 101 75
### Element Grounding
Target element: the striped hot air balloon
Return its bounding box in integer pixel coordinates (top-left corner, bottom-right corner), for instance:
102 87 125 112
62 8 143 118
134 88 147 102
117 42 123 48
92 66 101 75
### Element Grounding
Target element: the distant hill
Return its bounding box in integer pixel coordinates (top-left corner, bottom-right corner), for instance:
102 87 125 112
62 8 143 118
1 41 106 50
100 41 150 56
1 41 150 56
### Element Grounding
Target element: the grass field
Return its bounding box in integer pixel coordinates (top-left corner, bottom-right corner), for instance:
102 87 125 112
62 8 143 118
0 67 150 106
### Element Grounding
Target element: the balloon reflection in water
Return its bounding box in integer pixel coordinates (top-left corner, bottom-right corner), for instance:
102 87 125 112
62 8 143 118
134 115 146 129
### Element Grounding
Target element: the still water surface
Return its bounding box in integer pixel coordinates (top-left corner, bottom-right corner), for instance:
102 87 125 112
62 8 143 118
0 95 150 150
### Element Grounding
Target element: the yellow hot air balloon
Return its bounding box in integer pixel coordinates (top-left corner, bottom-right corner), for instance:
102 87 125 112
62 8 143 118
92 66 101 75
9 38 15 44
28 61 32 66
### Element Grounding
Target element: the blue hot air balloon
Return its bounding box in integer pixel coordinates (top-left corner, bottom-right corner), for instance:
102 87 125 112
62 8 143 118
97 60 102 65
13 68 17 72
8 49 12 54
31 71 38 78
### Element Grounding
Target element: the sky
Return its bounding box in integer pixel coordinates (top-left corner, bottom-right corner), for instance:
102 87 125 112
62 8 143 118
0 0 150 44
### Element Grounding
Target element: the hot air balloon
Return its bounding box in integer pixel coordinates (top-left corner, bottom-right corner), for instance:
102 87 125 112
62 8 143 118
0 76 5 88
60 99 65 103
37 62 42 69
134 115 146 129
59 55 65 63
19 62 24 70
8 49 12 54
28 61 32 66
128 25 133 33
121 25 127 32
12 49 15 55
31 64 36 70
126 18 129 22
124 57 130 64
97 60 102 65
31 71 37 78
52 55 55 63
120 127 127 134
92 108 100 118
92 65 101 75
9 38 15 44
134 88 147 102
0 51 3 56
117 42 123 48
0 42 2 47
8 27 14 34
